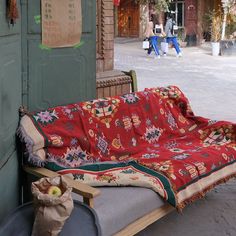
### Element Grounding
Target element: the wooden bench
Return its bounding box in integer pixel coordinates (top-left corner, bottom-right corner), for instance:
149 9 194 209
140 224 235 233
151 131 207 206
18 83 236 235
19 71 174 236
24 166 174 236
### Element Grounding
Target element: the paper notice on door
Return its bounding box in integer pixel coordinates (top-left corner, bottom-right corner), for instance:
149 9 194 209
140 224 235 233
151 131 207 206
41 0 82 48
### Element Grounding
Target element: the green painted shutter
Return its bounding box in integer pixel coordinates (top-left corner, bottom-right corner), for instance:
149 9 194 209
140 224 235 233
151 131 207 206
0 0 22 221
0 0 96 222
21 0 96 111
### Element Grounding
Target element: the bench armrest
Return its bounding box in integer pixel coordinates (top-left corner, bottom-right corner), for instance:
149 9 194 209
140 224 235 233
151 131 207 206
24 166 100 208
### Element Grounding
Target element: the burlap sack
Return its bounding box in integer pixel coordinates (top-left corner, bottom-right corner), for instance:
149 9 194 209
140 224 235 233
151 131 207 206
31 176 74 236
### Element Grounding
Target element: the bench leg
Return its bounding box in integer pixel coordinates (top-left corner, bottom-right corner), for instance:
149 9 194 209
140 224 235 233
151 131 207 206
83 197 94 208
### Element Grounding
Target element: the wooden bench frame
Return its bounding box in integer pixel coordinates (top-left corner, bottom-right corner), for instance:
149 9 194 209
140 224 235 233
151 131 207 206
21 71 174 235
96 70 138 98
24 166 174 236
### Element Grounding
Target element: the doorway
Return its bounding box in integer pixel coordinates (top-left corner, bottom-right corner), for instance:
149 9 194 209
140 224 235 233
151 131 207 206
118 0 140 37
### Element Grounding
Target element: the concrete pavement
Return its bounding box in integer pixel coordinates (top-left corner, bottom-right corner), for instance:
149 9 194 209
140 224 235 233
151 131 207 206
114 38 236 236
114 39 236 122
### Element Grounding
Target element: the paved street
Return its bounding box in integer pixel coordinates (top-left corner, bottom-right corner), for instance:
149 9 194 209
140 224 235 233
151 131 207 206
114 39 236 236
114 39 236 122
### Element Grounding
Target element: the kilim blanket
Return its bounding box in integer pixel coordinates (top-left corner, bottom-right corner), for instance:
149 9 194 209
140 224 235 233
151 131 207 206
18 86 236 210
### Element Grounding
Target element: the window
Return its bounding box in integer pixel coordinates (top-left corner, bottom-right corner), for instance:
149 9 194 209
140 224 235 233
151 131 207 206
169 0 185 28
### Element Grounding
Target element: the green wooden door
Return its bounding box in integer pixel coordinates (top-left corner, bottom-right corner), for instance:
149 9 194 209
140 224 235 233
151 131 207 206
0 0 22 221
0 0 96 222
21 0 96 111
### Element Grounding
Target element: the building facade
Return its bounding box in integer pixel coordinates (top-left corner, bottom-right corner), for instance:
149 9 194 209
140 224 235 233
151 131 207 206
96 0 133 98
97 0 114 73
114 0 223 45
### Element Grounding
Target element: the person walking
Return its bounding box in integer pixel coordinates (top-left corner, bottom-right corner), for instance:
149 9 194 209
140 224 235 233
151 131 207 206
145 14 163 59
165 12 182 57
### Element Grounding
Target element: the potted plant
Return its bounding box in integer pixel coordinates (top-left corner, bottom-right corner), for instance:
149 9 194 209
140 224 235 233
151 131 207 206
210 11 223 56
220 0 236 56
178 28 187 47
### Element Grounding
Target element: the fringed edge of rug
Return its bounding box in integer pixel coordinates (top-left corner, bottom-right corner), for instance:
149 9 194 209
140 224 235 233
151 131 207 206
177 173 236 212
17 125 47 167
17 125 34 153
28 153 47 167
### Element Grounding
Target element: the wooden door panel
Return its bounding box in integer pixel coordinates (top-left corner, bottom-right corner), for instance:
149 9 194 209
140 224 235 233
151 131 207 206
27 39 91 110
0 0 21 221
22 0 96 112
129 7 139 37
0 38 21 159
118 0 139 37
118 9 129 37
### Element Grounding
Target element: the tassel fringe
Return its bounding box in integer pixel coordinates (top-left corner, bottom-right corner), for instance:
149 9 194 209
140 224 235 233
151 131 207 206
17 125 46 167
177 174 236 212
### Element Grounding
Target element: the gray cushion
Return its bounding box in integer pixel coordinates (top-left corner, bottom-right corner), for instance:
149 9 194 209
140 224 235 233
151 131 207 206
73 187 165 236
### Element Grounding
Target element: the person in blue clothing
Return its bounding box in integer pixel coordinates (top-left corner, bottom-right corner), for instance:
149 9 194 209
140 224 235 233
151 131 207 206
145 14 164 59
164 12 182 57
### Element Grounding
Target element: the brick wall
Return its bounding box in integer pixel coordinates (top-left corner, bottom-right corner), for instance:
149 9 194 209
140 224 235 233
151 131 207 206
96 0 114 73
